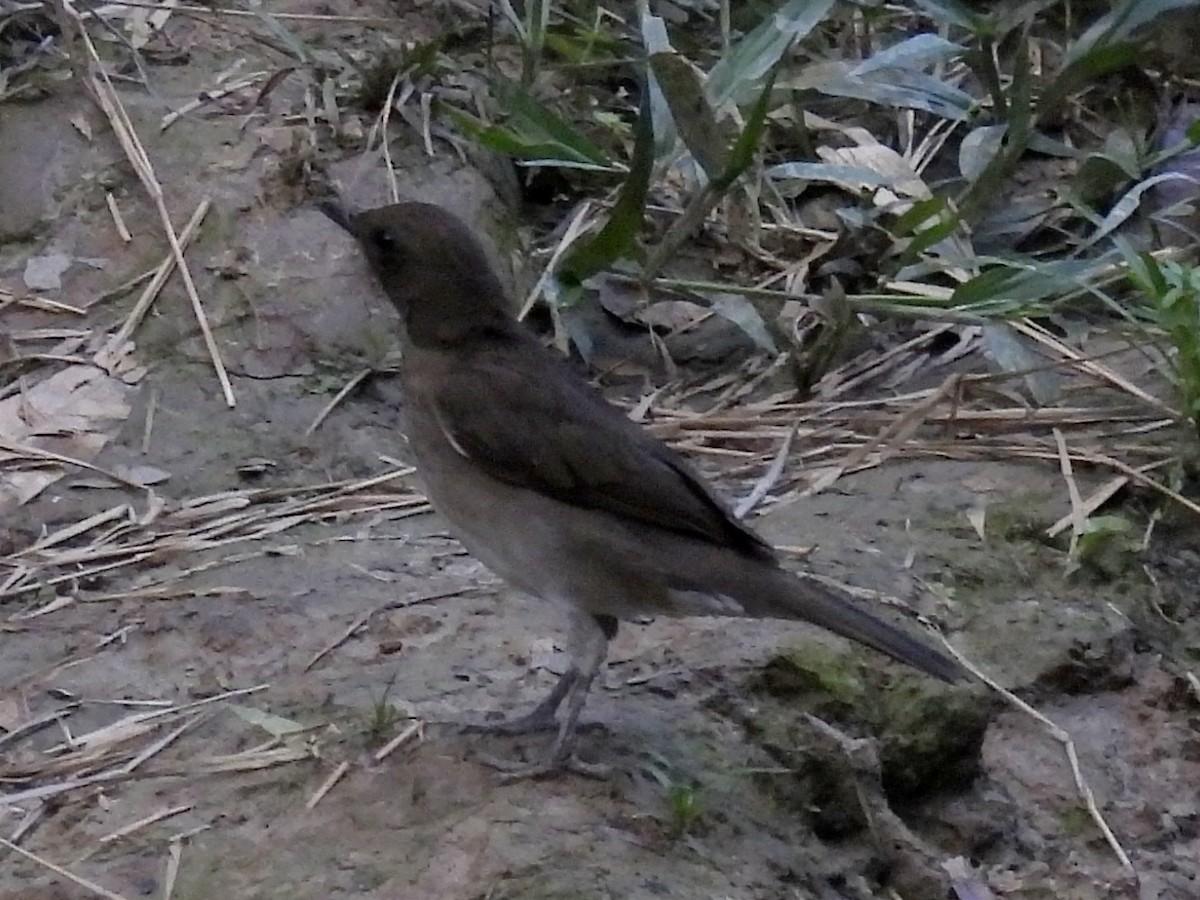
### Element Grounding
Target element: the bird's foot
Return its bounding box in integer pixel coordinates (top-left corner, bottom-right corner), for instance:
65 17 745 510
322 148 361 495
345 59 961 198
457 708 559 736
480 749 611 781
454 669 579 736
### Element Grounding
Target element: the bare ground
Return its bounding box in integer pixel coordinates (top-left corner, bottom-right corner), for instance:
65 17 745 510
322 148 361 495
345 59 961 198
3 4 1200 899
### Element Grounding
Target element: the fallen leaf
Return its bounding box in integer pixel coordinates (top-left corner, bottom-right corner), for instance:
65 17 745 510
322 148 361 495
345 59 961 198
23 253 72 290
0 364 133 513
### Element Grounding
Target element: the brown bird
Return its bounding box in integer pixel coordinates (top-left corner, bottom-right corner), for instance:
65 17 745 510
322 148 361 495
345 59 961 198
320 199 961 777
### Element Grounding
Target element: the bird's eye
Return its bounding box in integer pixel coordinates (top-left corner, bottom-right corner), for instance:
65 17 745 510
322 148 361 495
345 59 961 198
370 228 399 252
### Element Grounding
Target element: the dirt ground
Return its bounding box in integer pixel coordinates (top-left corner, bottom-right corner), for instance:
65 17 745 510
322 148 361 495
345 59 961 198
3 4 1200 899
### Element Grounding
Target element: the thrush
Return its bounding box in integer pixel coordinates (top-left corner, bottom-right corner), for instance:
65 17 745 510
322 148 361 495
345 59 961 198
320 199 962 777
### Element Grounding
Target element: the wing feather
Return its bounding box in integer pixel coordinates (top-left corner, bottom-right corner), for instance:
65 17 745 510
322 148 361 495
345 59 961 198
431 346 775 561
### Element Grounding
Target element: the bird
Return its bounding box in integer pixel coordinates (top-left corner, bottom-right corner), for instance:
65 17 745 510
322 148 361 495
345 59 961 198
318 199 962 777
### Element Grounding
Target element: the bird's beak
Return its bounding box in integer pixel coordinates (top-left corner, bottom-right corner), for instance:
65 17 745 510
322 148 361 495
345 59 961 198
316 198 356 235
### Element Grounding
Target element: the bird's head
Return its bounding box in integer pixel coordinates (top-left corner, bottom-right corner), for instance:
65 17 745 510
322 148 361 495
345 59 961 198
319 199 514 347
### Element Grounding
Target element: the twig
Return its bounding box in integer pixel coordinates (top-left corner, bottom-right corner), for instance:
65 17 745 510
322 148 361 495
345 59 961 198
141 388 158 454
0 837 132 900
60 1 235 405
1046 475 1129 538
160 74 265 130
304 368 372 436
97 198 212 363
934 634 1135 876
379 71 404 204
304 587 472 671
98 804 193 844
305 760 349 810
92 0 392 22
735 419 799 518
373 719 423 762
105 191 132 242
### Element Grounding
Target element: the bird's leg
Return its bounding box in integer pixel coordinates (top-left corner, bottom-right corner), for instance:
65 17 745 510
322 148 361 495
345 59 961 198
485 613 617 779
459 667 579 735
546 612 616 762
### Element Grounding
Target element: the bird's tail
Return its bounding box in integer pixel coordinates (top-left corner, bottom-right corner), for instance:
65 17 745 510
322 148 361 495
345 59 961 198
730 565 962 683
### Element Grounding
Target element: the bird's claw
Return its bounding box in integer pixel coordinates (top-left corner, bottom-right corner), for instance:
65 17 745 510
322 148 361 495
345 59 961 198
480 749 611 781
457 710 560 736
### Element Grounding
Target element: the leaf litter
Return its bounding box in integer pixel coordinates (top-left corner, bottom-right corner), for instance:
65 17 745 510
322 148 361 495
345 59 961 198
3 1 1200 898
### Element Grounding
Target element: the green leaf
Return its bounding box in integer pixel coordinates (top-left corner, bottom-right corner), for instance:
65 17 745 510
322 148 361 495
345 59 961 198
446 107 608 168
1119 240 1166 297
851 33 963 74
908 0 981 30
495 80 612 166
792 60 974 120
557 88 654 286
707 0 836 109
897 199 962 260
1067 0 1200 66
252 9 312 63
766 162 898 189
706 293 777 351
950 257 1103 311
713 60 781 190
959 125 1006 181
446 81 614 169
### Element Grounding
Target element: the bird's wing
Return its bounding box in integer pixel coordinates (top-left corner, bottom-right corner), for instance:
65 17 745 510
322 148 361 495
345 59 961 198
428 345 776 561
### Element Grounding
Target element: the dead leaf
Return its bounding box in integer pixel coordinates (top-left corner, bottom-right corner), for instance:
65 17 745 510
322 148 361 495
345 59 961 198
967 506 987 541
0 364 133 513
23 254 72 290
636 300 709 332
0 692 29 732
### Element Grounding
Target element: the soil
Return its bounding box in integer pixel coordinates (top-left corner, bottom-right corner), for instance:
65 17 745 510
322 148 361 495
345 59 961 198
2 4 1199 899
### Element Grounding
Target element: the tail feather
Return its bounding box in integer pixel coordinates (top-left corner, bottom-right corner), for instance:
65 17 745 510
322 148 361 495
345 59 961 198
734 566 962 683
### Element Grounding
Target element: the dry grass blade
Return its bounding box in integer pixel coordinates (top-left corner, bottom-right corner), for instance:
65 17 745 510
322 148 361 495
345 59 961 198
807 374 962 494
934 634 1134 876
305 760 349 810
1046 475 1130 538
183 742 314 774
163 838 183 900
96 198 211 365
97 804 193 845
58 0 234 406
0 837 132 900
1013 318 1175 416
304 368 372 436
519 201 597 321
373 719 423 762
104 191 132 242
305 587 472 671
734 419 799 518
2 469 423 608
23 504 131 554
1 688 274 809
90 0 392 23
1079 449 1200 517
1053 428 1086 560
160 74 266 130
0 437 150 493
376 70 405 204
0 704 80 752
